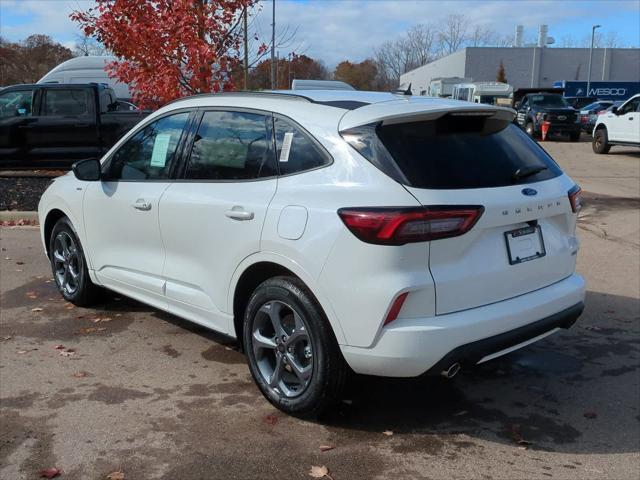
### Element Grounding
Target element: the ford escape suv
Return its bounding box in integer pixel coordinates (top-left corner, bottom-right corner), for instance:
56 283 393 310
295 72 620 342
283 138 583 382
38 90 585 416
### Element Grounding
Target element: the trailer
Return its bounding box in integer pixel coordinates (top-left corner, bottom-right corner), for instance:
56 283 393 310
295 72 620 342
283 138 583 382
451 82 514 106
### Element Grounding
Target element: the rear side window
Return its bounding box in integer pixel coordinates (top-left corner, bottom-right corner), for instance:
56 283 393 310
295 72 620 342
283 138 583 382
43 89 94 117
185 111 276 180
342 115 562 189
105 112 189 181
274 117 331 175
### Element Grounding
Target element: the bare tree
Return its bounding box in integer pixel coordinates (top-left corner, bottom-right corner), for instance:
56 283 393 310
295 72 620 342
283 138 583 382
559 34 578 48
603 31 620 48
407 24 437 66
73 33 109 56
437 14 470 55
468 25 498 47
374 23 438 86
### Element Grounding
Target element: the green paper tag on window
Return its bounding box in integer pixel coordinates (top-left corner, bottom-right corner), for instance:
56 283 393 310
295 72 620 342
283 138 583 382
150 133 171 167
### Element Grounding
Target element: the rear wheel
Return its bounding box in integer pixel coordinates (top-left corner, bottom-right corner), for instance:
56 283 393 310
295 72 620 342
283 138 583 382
49 217 100 307
243 276 347 417
592 128 611 154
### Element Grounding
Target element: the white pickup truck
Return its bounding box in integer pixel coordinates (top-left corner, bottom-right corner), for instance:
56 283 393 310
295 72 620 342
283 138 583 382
592 94 640 154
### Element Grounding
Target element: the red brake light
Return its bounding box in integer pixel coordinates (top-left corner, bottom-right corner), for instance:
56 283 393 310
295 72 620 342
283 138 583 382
337 206 484 245
568 185 582 213
384 292 409 326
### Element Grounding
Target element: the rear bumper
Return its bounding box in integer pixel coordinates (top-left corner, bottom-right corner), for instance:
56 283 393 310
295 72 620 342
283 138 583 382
340 273 585 377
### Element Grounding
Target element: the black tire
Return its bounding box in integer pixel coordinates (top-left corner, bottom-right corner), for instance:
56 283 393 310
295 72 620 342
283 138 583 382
569 131 581 142
243 276 347 418
525 121 536 138
49 217 100 307
592 128 611 154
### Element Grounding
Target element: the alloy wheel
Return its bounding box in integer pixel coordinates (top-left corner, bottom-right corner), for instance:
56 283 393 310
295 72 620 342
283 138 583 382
52 231 81 296
251 300 314 398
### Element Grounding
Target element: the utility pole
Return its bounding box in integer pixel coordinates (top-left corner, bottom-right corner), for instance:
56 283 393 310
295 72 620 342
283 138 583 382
270 0 276 89
243 7 248 90
587 24 601 97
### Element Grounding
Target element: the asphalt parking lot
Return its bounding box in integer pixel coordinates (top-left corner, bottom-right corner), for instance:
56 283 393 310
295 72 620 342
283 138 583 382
1 139 639 480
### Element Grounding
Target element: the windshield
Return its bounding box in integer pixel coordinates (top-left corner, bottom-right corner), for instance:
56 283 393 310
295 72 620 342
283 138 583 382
529 95 570 108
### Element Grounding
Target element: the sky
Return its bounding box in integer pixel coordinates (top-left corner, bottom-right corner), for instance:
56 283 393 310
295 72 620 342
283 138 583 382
1 0 639 67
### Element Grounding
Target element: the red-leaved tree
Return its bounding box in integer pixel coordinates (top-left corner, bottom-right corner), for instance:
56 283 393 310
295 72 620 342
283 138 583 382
71 0 263 108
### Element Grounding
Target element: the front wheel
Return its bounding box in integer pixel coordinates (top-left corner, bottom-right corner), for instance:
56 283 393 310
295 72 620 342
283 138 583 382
49 217 100 307
243 276 347 417
592 128 611 154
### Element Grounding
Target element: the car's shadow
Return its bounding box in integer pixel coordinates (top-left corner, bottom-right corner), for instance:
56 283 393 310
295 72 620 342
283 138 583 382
95 288 640 455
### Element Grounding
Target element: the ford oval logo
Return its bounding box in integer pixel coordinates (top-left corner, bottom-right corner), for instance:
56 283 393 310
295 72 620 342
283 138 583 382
522 188 538 196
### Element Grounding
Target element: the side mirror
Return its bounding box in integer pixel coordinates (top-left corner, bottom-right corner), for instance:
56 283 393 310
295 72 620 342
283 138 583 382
610 106 619 115
72 158 101 181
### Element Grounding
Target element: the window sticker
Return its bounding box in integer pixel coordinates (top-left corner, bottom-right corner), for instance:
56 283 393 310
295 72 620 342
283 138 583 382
150 133 172 167
279 131 294 162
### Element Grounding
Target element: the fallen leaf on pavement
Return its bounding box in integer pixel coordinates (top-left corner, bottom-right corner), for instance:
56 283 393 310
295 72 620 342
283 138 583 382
32 307 44 312
65 304 75 310
309 465 333 479
2 336 12 341
382 430 394 436
75 328 97 335
39 466 62 478
17 350 28 354
54 344 65 350
319 445 334 452
508 424 532 449
106 470 124 480
59 349 76 357
72 371 90 378
583 411 597 419
92 317 112 323
16 261 24 265
264 414 278 426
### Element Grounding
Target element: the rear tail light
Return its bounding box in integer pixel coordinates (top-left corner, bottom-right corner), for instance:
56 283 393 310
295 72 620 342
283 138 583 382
568 185 582 213
384 292 409 326
337 206 484 245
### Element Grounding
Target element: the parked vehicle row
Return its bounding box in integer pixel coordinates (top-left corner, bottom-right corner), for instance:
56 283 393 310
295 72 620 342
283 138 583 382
578 100 623 132
0 83 148 168
39 90 585 416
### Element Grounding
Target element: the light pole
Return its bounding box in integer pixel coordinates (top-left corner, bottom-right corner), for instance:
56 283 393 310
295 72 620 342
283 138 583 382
270 0 276 90
587 24 601 97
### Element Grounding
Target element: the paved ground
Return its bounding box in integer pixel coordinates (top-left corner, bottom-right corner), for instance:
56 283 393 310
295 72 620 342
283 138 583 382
1 139 639 479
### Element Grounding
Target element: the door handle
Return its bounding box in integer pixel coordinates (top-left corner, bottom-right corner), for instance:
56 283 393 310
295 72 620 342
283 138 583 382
225 208 254 221
132 199 152 211
628 117 634 121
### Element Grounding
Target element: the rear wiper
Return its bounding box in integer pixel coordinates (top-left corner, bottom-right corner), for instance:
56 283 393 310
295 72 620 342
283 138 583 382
513 165 548 182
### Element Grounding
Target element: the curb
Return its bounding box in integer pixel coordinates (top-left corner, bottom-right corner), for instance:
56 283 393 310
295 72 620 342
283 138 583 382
0 211 39 225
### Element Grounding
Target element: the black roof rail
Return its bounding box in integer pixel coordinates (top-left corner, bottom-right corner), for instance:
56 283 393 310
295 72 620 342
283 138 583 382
165 90 314 106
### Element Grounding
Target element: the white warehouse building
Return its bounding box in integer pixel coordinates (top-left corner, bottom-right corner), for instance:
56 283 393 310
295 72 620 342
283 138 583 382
400 47 640 95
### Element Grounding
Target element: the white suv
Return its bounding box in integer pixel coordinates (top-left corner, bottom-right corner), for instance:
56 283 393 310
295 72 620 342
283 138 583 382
38 90 585 416
592 94 640 154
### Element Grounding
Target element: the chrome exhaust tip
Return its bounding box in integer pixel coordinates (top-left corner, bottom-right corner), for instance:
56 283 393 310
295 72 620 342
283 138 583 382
440 362 461 379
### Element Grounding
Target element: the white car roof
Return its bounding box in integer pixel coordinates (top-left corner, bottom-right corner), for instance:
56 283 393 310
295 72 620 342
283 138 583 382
158 90 515 131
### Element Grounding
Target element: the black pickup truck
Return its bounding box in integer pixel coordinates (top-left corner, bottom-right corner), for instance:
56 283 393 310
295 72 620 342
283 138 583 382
0 83 149 168
514 92 581 141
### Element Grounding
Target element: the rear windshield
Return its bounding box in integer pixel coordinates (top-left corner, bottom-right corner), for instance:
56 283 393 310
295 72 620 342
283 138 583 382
342 114 562 189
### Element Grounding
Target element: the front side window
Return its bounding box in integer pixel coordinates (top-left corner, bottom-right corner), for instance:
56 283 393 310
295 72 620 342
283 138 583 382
43 89 94 117
105 112 189 181
619 98 640 115
529 95 569 108
185 111 276 180
0 90 33 118
274 117 331 175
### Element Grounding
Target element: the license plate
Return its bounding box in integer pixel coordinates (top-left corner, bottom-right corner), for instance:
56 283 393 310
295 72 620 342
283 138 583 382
504 225 546 265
